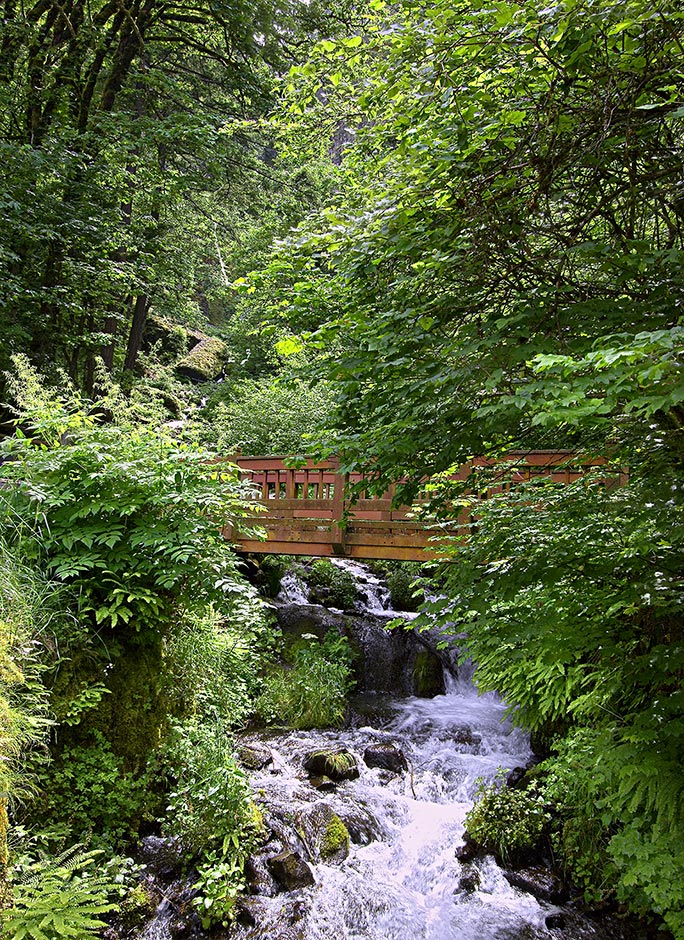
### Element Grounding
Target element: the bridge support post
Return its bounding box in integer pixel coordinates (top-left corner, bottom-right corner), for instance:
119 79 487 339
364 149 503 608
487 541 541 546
330 471 348 555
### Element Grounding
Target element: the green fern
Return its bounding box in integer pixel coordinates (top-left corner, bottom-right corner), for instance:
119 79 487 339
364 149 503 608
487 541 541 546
3 844 118 940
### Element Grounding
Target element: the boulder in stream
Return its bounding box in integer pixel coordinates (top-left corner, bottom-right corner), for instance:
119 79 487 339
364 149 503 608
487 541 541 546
455 830 482 862
138 835 183 878
245 853 280 896
363 742 408 774
238 743 273 770
503 866 567 903
297 803 350 863
303 748 359 781
456 867 481 893
267 849 316 891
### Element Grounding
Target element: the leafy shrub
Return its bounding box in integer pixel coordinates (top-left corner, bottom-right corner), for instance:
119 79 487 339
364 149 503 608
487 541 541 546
386 565 425 612
209 376 333 456
164 597 274 727
1 355 255 638
0 543 54 903
192 851 245 929
307 560 358 609
163 721 262 862
544 727 684 933
3 845 119 939
255 631 354 729
30 732 155 852
465 773 550 863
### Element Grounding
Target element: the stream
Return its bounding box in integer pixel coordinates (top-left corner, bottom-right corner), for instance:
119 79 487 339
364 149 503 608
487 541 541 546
136 560 640 940
235 676 544 940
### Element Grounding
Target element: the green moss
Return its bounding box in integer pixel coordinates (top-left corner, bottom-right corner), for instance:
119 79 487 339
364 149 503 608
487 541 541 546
176 337 228 381
144 314 189 362
94 633 169 769
412 649 444 698
321 813 350 859
120 883 158 929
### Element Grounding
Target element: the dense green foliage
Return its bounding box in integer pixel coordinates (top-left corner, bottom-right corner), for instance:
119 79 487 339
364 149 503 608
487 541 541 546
0 548 53 906
256 631 355 729
0 0 352 394
263 0 684 484
210 376 334 456
1 357 256 638
2 0 684 934
465 775 550 864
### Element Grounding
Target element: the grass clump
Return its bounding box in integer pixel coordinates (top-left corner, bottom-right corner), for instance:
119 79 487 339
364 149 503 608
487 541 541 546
256 631 354 729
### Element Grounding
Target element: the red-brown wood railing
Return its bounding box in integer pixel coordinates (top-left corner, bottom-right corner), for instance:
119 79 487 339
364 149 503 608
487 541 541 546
224 451 620 561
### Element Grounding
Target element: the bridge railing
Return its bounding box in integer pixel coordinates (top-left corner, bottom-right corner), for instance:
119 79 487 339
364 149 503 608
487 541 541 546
226 451 622 559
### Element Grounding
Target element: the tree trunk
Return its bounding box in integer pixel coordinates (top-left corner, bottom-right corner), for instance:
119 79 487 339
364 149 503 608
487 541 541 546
123 294 149 372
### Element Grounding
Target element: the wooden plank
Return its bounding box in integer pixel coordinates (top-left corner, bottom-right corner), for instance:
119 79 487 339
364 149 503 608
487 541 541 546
247 498 335 512
348 545 439 561
238 538 335 556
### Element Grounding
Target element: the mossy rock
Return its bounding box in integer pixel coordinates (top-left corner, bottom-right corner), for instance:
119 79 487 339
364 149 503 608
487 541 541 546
303 748 359 782
297 804 350 863
321 812 350 861
176 336 228 382
238 744 273 771
411 649 445 698
307 560 358 610
143 314 189 362
119 883 159 929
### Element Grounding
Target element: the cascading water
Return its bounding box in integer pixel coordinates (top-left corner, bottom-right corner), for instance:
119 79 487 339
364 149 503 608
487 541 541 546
134 562 637 940
233 563 633 940
235 677 544 940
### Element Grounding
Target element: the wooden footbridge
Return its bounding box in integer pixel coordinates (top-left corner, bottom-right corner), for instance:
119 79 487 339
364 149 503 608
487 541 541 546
225 452 615 561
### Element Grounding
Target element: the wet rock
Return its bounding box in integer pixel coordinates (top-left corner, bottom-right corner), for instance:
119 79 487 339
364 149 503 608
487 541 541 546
346 693 398 728
309 774 337 792
545 912 566 930
455 831 481 862
303 748 359 781
337 805 381 846
297 803 350 863
503 867 567 903
267 850 315 891
138 835 183 878
363 742 408 774
411 648 446 697
275 603 349 644
238 743 273 770
245 854 279 896
457 868 481 893
506 766 529 789
452 725 480 747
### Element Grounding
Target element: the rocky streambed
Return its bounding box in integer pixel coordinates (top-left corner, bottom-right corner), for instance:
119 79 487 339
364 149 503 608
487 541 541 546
124 561 650 940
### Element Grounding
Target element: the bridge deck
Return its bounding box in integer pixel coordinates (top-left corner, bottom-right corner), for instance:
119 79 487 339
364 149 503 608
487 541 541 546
225 452 616 561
